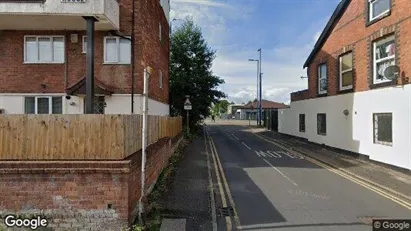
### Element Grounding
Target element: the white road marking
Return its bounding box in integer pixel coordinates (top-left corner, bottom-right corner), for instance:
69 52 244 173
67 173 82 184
278 150 295 159
232 134 240 140
242 142 252 150
263 159 298 187
254 150 262 157
267 151 281 158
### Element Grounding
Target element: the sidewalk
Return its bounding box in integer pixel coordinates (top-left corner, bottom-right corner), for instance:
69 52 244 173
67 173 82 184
159 130 212 231
249 128 411 205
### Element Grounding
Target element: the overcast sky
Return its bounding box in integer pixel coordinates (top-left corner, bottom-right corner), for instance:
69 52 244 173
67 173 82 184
170 0 340 104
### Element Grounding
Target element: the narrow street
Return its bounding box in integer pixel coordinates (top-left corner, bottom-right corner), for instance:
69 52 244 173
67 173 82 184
205 122 411 231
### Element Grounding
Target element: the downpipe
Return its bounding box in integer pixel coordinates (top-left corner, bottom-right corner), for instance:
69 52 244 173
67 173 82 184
138 66 151 225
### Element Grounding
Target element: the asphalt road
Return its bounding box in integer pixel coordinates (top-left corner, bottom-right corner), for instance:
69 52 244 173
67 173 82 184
206 123 411 231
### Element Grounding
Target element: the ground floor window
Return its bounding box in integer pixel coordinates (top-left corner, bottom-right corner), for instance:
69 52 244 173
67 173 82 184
299 114 305 132
24 96 62 114
317 113 326 135
373 113 392 145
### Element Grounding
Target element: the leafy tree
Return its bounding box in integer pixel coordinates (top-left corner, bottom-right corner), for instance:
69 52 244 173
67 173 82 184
170 18 226 129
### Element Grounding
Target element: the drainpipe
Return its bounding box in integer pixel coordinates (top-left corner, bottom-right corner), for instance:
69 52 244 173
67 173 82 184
139 66 151 225
64 30 68 89
131 0 136 114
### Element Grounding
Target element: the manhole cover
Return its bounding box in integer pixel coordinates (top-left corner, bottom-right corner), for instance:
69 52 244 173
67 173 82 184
219 206 234 217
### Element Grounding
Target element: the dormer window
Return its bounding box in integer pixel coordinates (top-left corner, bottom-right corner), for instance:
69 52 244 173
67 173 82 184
369 0 391 22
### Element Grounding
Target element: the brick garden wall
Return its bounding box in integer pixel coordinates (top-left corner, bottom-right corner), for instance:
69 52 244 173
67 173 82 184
0 134 183 231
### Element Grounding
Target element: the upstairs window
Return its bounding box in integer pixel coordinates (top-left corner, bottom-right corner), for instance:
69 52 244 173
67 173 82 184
104 36 131 64
369 0 391 22
24 36 65 63
318 63 328 95
373 35 395 84
339 52 353 91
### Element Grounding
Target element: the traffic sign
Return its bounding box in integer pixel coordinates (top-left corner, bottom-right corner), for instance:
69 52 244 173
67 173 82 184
184 105 192 110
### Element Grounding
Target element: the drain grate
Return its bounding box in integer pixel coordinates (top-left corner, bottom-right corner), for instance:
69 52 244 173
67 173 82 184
219 206 234 217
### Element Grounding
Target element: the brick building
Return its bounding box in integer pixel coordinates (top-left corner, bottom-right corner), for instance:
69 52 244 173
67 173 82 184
0 0 170 115
279 0 411 170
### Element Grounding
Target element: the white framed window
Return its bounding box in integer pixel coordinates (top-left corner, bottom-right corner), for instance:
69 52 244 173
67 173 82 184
318 63 328 95
24 36 65 63
24 96 63 114
159 23 162 42
82 36 87 53
373 113 392 146
369 0 391 22
104 36 131 64
339 52 353 90
373 35 395 84
159 70 163 89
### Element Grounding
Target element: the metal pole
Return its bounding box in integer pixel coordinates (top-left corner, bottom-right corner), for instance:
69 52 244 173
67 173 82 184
258 48 262 126
187 110 189 132
256 60 259 125
84 17 96 114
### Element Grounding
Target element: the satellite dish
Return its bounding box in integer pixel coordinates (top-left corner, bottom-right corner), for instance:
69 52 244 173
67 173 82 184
384 65 400 80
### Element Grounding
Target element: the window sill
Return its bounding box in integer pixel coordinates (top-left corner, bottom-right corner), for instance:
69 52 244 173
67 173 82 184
374 141 393 147
369 80 396 89
24 62 65 64
338 88 354 94
317 133 327 136
366 11 391 27
316 93 328 98
103 62 131 65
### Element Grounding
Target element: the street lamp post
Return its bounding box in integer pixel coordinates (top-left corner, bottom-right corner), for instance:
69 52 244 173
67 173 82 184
258 48 262 126
248 59 259 124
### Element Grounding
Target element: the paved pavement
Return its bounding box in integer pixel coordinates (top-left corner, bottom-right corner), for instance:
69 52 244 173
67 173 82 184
206 122 411 231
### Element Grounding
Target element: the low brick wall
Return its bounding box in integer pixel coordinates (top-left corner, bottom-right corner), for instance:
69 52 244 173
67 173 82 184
0 133 183 231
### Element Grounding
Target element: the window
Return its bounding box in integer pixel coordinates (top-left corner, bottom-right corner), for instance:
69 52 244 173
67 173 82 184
159 23 162 42
339 52 353 90
369 0 391 22
24 36 65 63
82 36 87 53
24 96 63 114
318 63 328 95
104 37 131 64
299 114 305 132
317 113 326 135
159 70 163 89
373 35 395 84
83 96 106 114
373 113 392 145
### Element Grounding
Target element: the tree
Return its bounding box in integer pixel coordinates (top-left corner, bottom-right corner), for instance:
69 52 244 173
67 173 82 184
170 18 226 128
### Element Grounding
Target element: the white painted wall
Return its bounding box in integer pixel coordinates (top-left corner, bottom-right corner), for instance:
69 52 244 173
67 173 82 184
160 0 170 24
279 85 411 170
0 94 169 116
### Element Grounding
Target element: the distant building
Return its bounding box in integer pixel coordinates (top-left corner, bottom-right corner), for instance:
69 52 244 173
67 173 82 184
239 100 288 120
227 104 245 119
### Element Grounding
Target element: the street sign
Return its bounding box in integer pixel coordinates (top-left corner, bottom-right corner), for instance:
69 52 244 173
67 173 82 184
184 98 192 111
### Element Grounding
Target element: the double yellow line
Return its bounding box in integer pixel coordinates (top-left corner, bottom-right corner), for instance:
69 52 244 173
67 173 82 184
205 127 242 230
253 132 411 211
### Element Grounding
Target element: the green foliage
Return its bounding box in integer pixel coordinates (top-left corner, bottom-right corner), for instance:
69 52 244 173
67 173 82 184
170 18 226 128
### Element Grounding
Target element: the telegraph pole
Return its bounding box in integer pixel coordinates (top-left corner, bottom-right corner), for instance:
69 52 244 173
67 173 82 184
258 48 262 126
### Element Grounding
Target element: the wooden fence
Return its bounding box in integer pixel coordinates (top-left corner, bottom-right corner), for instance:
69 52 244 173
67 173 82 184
0 115 182 160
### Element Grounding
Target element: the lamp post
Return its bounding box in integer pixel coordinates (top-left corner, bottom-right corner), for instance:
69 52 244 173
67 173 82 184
248 58 259 124
258 48 262 126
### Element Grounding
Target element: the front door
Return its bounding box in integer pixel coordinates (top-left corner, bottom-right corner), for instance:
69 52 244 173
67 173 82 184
83 96 106 114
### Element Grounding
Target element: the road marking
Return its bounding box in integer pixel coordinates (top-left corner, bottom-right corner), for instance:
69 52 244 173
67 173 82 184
232 134 240 140
203 127 218 231
278 150 295 159
267 151 281 158
206 129 232 231
242 142 252 150
252 132 411 211
209 131 242 229
263 159 298 187
227 134 234 141
254 150 262 157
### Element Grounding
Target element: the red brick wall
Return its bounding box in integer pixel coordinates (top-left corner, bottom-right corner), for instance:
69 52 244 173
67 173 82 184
0 134 183 230
302 0 411 100
0 0 169 104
